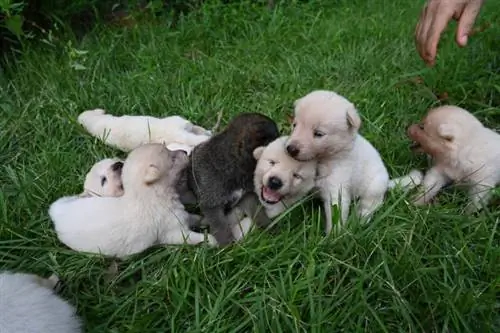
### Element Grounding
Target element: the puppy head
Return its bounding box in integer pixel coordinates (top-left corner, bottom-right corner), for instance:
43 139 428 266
407 105 483 159
286 90 360 161
227 112 280 156
83 158 124 197
122 143 189 189
253 136 317 205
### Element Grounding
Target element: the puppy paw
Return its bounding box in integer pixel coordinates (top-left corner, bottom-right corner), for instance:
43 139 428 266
205 234 218 247
78 108 106 124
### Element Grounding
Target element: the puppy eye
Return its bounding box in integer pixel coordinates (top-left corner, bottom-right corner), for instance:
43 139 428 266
313 130 325 138
269 160 276 166
418 124 424 130
292 123 297 129
100 176 107 187
293 173 302 180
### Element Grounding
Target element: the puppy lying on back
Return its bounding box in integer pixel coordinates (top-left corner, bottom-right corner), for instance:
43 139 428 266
183 112 280 245
82 156 255 242
286 90 421 233
78 108 212 154
253 136 318 218
80 158 124 197
408 105 500 212
0 270 82 333
49 144 216 258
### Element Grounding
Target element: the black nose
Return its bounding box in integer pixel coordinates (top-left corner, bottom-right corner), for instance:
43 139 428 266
267 176 283 190
286 145 300 157
111 161 124 171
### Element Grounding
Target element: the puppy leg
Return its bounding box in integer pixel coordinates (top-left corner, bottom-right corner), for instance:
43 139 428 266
160 228 217 246
190 125 212 136
357 193 384 222
186 214 203 228
237 192 271 229
331 186 351 223
200 206 236 246
413 167 449 205
232 217 255 242
320 187 333 234
465 182 494 214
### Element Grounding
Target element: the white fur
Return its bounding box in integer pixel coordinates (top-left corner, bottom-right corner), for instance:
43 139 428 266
78 108 212 154
49 144 217 258
0 271 82 333
82 158 124 197
316 134 390 232
253 136 318 218
408 105 500 212
287 90 416 233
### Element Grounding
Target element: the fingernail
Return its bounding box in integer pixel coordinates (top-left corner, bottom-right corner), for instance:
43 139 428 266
460 35 468 45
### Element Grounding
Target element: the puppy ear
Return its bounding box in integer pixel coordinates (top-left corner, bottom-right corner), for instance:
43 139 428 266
346 105 361 130
144 164 161 184
437 124 455 141
253 146 265 160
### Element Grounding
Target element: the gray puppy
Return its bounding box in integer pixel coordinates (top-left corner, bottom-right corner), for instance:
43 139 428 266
181 112 280 246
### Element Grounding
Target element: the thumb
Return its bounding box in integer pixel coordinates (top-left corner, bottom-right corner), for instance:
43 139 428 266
456 0 484 46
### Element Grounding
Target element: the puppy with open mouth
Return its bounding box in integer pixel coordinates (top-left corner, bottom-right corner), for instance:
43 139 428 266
253 136 318 218
407 105 500 213
285 90 421 233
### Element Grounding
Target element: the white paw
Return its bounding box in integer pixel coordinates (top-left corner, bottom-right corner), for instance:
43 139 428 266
78 108 106 124
206 234 218 247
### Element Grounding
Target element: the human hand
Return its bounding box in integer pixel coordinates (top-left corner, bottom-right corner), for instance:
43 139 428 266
415 0 485 66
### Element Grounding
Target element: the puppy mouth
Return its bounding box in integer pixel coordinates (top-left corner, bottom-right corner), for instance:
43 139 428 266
410 141 423 152
260 186 283 204
410 141 421 150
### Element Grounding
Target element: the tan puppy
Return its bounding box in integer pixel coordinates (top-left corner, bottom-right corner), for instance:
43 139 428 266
286 90 419 233
81 158 124 197
408 105 500 212
49 144 216 258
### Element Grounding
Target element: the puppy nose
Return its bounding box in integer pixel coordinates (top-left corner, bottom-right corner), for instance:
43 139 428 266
267 176 283 190
111 161 124 171
286 145 300 157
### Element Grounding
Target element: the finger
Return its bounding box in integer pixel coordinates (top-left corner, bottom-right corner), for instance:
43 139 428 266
456 0 484 46
424 4 455 65
415 3 433 64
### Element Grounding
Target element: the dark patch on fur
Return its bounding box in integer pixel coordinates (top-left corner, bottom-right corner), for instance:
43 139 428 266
181 112 279 245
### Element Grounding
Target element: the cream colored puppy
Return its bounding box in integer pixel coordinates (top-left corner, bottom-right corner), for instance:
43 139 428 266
81 158 124 197
81 157 253 242
407 105 500 213
49 144 216 258
286 90 419 233
78 108 211 154
0 271 82 333
253 136 318 218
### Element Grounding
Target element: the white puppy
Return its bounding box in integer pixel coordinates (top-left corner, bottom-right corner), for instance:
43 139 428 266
49 143 217 258
81 158 256 243
78 108 212 154
81 158 124 197
408 105 500 213
0 271 82 333
286 90 421 233
253 136 318 218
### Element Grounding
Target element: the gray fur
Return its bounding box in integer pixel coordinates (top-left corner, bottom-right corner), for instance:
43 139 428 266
182 112 279 245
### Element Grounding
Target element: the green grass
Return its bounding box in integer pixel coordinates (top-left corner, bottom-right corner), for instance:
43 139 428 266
1 0 499 331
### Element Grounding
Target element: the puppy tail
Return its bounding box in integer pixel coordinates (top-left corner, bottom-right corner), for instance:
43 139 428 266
388 169 423 191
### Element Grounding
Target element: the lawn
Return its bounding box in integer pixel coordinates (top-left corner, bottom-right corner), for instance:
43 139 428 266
0 0 499 332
